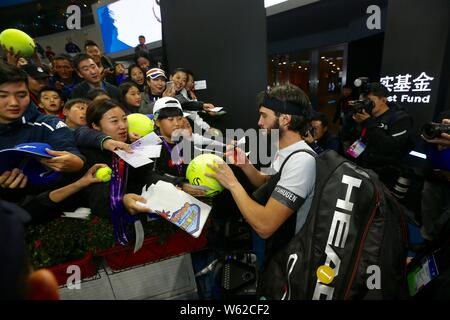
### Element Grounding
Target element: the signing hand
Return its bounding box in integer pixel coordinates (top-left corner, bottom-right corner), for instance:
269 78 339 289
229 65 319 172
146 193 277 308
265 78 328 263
40 149 84 172
0 169 28 189
123 193 152 215
205 162 238 190
224 145 249 166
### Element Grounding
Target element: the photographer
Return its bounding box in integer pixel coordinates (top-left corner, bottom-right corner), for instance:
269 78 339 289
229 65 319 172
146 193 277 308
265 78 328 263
344 82 413 187
304 112 340 154
422 118 450 148
420 114 450 241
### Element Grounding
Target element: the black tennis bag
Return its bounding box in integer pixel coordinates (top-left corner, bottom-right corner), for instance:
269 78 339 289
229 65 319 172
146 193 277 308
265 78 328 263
259 150 409 300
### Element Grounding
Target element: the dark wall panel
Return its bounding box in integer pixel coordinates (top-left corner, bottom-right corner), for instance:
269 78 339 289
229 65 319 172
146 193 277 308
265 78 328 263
161 0 267 132
347 33 384 87
380 0 449 135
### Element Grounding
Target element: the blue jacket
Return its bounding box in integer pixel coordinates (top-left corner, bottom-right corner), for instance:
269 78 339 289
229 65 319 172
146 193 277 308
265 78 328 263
0 103 83 159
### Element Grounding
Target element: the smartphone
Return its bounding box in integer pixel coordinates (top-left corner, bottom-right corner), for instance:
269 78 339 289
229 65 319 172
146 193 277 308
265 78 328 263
166 81 174 91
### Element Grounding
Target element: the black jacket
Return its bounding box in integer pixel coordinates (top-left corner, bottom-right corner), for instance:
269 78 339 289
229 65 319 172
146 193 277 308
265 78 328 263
357 107 413 169
71 80 121 101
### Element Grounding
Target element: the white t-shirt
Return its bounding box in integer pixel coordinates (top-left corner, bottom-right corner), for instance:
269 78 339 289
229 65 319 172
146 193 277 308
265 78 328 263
270 140 316 233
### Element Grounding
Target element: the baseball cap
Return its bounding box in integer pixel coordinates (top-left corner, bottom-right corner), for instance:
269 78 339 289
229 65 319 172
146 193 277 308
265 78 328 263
0 142 61 185
146 68 167 80
153 97 183 115
21 64 50 80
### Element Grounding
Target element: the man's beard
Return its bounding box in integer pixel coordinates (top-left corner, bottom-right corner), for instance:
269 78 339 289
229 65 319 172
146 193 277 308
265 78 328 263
265 117 285 138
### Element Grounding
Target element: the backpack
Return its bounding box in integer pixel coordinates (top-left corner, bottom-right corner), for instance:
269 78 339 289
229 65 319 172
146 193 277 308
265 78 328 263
258 149 409 300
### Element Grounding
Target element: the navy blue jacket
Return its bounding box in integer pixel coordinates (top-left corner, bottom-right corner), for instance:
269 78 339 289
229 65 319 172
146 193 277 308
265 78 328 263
0 103 83 159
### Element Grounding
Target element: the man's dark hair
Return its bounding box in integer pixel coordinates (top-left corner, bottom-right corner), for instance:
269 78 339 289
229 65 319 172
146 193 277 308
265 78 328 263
84 40 99 49
52 54 73 65
0 64 28 86
139 35 145 39
257 84 312 134
64 98 91 110
38 86 62 101
311 112 329 128
72 53 94 71
87 88 110 101
343 84 352 90
368 82 389 98
86 99 124 128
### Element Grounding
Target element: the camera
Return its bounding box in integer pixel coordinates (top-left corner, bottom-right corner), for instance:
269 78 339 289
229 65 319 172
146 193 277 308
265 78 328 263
301 126 315 138
349 99 375 115
422 122 450 139
354 77 370 96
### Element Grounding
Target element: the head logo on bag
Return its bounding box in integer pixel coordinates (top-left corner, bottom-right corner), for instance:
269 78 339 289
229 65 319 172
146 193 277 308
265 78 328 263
312 175 362 300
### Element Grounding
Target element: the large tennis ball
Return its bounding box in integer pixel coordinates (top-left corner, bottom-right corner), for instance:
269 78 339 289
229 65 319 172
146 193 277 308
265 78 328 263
186 153 225 197
0 29 35 57
127 113 154 137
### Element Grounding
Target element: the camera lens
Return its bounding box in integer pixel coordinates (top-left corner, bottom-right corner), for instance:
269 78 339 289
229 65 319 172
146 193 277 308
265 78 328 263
422 123 439 139
392 176 411 199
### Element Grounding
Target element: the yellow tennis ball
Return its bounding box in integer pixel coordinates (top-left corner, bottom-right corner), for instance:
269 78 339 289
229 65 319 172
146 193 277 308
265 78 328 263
186 153 224 197
95 166 112 182
0 29 36 57
127 113 154 137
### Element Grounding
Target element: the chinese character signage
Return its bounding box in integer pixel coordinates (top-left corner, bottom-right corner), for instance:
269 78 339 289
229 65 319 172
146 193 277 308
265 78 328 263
380 72 434 104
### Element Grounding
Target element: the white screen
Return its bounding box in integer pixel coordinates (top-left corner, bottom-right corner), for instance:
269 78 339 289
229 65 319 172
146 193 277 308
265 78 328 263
95 0 162 55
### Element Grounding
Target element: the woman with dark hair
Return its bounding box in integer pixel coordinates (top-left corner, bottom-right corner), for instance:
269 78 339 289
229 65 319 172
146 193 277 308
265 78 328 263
127 64 145 92
119 82 142 114
133 51 154 73
79 99 148 218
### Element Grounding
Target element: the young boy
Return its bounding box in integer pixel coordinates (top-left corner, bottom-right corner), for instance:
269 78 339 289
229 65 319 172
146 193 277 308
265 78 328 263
38 87 64 119
63 98 91 129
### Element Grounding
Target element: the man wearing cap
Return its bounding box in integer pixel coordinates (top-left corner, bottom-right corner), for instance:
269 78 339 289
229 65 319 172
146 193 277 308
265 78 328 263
0 63 84 193
207 84 316 263
21 64 50 107
71 54 121 101
139 67 172 114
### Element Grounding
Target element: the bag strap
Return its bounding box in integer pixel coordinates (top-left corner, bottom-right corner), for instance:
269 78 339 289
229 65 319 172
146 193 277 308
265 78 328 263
278 148 316 174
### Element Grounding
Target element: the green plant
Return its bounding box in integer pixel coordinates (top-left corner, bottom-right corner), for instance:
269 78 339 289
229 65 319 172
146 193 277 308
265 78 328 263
25 215 180 269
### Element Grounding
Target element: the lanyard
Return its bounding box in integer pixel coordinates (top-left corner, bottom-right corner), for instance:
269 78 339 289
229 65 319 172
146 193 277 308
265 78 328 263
361 127 367 138
161 137 184 176
110 154 136 245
